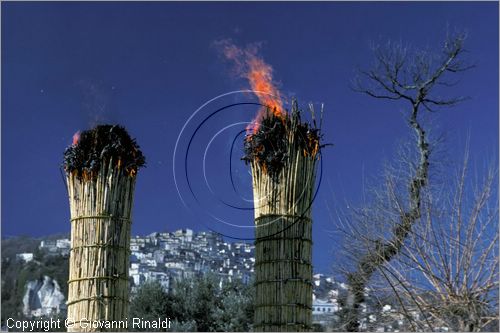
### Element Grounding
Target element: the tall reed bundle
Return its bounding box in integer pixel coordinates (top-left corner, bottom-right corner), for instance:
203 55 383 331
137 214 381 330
244 100 322 332
63 125 145 332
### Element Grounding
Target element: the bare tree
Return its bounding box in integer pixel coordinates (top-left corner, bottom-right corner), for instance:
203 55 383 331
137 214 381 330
342 31 474 331
379 149 499 331
339 145 499 332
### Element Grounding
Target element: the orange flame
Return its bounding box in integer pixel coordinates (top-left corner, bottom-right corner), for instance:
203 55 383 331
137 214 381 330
72 131 81 145
217 40 285 133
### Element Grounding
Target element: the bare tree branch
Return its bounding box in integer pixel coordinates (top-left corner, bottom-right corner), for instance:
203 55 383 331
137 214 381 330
341 31 478 331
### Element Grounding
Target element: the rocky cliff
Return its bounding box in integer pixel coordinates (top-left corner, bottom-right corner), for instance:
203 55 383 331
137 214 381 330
22 275 66 317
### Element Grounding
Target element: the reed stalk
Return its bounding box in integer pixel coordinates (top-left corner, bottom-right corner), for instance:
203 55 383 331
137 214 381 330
66 163 136 332
63 125 144 332
249 103 319 332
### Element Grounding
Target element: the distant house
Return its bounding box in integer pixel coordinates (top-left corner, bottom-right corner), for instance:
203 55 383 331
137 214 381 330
40 240 57 251
312 298 340 330
16 253 34 262
174 229 193 242
313 299 339 314
39 239 70 256
56 239 70 249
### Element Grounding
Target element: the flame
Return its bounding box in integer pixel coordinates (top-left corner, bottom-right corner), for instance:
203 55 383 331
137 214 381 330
217 40 284 133
72 131 81 145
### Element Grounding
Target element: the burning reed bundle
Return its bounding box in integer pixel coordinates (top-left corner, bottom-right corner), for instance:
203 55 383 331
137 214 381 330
244 100 322 332
63 125 145 332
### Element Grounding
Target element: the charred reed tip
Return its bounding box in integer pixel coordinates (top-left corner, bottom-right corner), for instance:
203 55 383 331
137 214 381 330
243 102 322 182
63 124 146 179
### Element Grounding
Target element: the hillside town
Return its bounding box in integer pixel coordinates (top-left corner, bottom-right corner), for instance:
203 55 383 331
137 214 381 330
15 229 410 331
128 229 254 292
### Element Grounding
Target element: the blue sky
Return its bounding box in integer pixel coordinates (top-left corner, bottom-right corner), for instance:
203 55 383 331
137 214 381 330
2 2 498 273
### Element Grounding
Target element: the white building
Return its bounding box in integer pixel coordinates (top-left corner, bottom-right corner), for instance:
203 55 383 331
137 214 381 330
56 239 70 249
16 253 34 262
313 299 340 314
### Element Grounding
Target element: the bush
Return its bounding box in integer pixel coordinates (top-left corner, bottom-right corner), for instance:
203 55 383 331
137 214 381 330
129 275 254 332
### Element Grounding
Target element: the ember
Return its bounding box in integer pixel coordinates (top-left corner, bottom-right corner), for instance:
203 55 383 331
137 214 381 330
243 100 322 182
63 124 145 179
72 131 80 145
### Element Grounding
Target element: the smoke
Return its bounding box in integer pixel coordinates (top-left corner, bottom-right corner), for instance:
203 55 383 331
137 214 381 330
76 79 116 126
